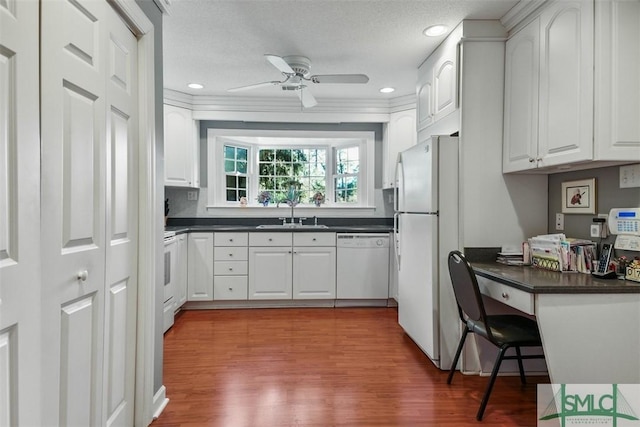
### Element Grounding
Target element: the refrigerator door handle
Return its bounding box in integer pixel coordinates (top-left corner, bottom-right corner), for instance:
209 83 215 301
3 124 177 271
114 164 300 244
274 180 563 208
395 155 404 212
394 213 401 271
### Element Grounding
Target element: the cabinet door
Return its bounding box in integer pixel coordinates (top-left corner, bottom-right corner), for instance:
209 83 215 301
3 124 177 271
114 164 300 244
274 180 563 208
383 110 417 189
175 234 188 307
433 53 457 123
164 104 199 187
538 0 594 167
417 57 435 131
503 18 540 172
248 247 292 299
292 247 337 299
594 0 640 161
187 233 213 300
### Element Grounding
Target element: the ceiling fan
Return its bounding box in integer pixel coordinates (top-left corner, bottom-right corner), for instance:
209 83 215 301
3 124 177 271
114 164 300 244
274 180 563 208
228 54 369 108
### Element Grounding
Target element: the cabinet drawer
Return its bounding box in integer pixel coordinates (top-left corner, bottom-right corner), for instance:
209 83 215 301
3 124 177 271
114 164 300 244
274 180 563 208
214 232 248 246
476 276 534 315
214 246 248 261
249 232 292 247
214 276 248 300
293 232 336 247
214 261 248 276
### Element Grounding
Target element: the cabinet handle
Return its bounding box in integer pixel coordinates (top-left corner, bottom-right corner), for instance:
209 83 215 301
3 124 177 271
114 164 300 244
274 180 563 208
228 287 233 291
268 238 273 241
528 158 535 163
229 253 233 257
312 238 317 241
229 238 234 242
228 267 233 271
501 292 509 300
76 270 89 282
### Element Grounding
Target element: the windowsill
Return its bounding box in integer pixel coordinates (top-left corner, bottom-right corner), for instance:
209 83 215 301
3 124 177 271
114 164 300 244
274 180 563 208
205 205 377 217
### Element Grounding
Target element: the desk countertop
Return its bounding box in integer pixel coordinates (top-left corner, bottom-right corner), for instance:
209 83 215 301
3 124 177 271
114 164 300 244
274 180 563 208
472 262 640 294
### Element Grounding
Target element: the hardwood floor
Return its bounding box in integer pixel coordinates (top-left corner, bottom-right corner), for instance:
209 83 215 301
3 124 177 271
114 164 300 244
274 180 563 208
153 308 546 427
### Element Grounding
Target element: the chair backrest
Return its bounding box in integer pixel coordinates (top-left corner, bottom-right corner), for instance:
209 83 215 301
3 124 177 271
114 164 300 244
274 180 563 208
447 250 490 330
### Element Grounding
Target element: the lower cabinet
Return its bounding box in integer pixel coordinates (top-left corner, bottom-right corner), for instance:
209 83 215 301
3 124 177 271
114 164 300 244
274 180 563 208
213 232 249 300
248 232 336 300
174 233 188 309
187 232 214 300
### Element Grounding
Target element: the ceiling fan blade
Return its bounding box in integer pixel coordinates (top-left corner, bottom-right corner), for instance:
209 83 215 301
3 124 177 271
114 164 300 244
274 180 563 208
265 54 294 74
297 87 317 108
310 74 369 84
227 81 281 92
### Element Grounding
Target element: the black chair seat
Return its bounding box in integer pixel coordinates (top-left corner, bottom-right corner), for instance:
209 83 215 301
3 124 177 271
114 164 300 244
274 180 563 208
446 250 545 421
467 314 541 347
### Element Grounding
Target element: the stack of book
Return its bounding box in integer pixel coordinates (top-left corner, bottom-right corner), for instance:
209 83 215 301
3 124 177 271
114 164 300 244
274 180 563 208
496 245 525 266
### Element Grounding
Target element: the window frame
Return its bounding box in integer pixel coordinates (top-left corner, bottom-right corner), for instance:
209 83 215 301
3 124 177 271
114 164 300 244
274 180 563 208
206 129 374 212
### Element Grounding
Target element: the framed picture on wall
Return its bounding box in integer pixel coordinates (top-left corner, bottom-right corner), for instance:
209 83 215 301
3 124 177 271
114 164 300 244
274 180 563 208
561 178 596 214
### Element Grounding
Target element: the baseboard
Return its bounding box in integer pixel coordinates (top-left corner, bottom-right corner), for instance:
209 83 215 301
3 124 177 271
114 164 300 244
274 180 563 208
152 385 169 420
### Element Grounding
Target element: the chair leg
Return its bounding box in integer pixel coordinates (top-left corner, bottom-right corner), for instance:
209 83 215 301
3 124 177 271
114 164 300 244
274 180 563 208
447 325 469 385
515 346 526 384
477 345 507 421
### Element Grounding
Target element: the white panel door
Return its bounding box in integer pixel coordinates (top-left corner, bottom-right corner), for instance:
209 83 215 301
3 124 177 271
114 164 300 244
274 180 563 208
398 139 437 213
397 213 439 362
40 1 138 425
187 233 214 301
103 9 138 427
248 247 293 299
0 1 41 426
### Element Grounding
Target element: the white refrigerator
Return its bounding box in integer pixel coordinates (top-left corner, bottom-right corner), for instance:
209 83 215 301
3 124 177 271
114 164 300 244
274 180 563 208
394 135 462 370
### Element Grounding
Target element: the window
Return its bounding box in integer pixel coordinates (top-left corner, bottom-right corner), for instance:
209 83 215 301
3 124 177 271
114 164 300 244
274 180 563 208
258 148 327 204
223 145 248 202
207 130 374 210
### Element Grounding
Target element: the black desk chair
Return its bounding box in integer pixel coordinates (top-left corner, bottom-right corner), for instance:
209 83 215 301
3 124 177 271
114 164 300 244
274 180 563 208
446 250 545 421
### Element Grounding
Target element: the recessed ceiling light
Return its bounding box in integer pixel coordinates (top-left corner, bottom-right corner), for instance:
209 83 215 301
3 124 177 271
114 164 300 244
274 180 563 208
423 24 448 37
188 83 204 89
380 87 395 93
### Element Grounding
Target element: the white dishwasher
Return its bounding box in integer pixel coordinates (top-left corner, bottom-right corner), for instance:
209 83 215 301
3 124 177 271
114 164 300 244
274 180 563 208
336 233 390 301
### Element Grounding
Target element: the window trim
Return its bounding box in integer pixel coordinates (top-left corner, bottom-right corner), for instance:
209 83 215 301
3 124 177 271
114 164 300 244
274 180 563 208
206 129 375 211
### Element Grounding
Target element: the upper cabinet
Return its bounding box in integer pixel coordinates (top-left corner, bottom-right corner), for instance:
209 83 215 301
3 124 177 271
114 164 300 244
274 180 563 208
504 0 594 172
594 0 640 161
382 109 417 189
504 0 640 173
417 25 461 131
164 104 200 187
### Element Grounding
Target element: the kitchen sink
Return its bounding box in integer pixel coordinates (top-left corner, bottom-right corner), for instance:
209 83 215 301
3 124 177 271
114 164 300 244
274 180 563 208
256 224 329 229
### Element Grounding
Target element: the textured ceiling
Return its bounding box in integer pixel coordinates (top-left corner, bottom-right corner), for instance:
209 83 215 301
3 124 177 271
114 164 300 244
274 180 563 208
163 0 520 103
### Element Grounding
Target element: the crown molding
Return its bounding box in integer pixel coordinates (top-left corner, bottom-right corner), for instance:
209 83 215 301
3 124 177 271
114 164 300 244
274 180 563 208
500 0 548 33
163 89 416 122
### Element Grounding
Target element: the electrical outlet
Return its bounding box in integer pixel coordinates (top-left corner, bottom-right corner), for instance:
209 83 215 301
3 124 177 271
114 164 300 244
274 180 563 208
555 213 564 231
590 224 601 238
187 191 198 201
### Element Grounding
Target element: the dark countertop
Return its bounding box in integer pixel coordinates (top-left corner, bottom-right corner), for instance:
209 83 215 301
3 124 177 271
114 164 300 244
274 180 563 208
472 262 640 294
166 224 394 234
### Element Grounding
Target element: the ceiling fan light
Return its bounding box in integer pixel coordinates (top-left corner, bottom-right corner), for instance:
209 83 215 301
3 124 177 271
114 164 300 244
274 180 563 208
188 83 204 89
423 24 448 37
380 87 395 93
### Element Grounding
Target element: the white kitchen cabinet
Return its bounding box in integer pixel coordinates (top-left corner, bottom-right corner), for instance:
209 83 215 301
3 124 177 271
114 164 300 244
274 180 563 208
174 233 188 309
213 232 248 300
292 233 336 299
503 0 623 173
187 232 213 301
417 24 460 131
248 232 336 300
164 104 200 187
594 0 640 161
248 232 293 299
382 109 417 189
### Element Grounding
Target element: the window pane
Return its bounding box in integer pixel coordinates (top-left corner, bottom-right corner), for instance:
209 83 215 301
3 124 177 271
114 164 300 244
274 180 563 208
224 160 235 173
226 175 236 187
226 190 236 201
238 176 247 188
237 148 247 161
260 149 275 162
237 161 247 174
224 146 235 160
